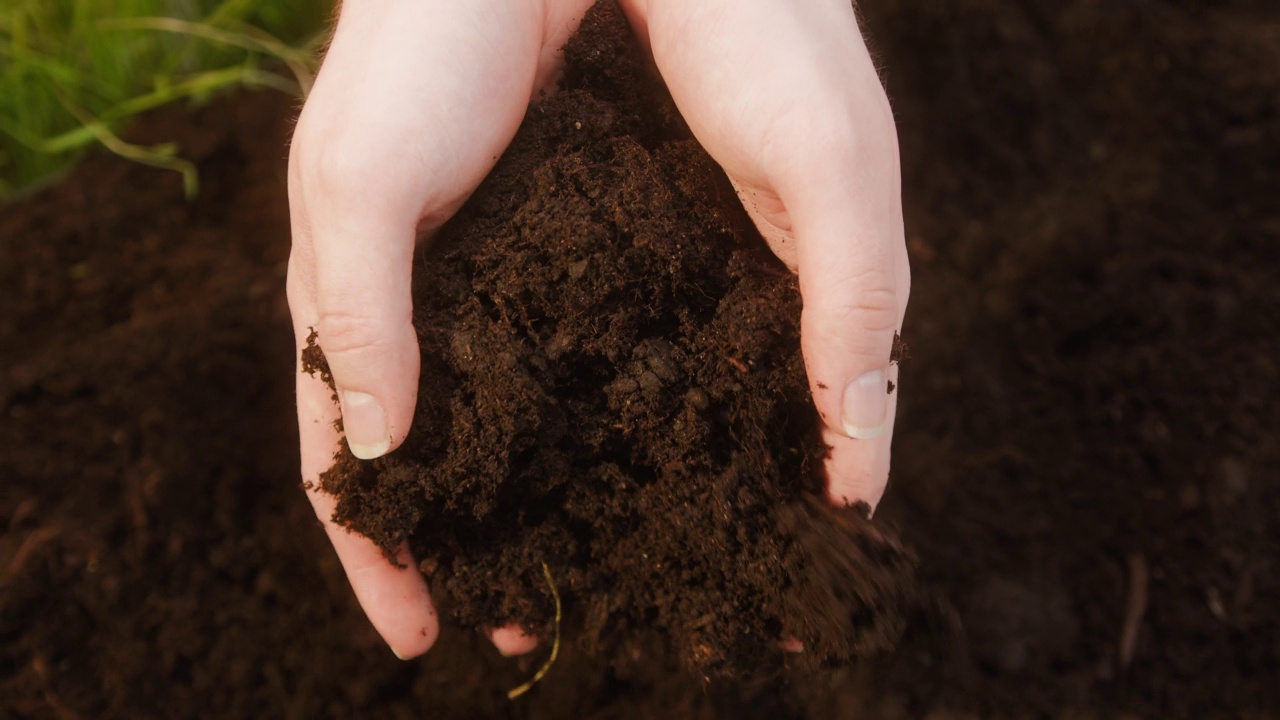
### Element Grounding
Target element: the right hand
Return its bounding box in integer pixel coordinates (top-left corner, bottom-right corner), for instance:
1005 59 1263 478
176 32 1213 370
619 0 909 512
286 0 594 660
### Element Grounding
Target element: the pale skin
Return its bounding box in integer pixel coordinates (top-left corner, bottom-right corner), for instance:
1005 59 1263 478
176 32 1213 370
287 0 909 660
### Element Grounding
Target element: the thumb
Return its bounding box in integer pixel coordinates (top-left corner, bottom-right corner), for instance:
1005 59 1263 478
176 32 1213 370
789 161 909 445
800 255 902 444
792 171 909 510
308 205 420 460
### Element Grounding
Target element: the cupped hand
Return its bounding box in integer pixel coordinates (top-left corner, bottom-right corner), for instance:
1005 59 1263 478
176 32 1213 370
620 0 910 510
287 0 592 660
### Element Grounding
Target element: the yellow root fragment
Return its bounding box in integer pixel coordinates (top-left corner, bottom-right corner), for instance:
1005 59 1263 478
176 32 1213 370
507 562 562 700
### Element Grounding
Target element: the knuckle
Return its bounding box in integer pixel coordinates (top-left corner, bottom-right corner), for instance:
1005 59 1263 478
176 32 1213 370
315 309 398 358
292 110 395 202
827 273 900 335
307 135 383 200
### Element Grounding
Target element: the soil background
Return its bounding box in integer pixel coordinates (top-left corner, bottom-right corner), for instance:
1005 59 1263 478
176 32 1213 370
2 1 1278 718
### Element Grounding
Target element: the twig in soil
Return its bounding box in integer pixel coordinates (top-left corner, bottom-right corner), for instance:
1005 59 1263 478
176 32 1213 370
1119 553 1149 671
507 562 562 700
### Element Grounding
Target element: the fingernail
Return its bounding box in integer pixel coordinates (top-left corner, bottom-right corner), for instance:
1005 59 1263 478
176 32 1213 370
340 390 390 459
841 370 887 440
391 646 408 661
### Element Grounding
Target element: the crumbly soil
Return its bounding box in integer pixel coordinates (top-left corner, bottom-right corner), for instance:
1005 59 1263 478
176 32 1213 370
303 1 913 680
2 0 1278 717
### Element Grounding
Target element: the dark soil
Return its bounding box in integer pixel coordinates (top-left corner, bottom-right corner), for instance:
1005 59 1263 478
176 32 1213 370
304 1 913 680
3 0 1278 718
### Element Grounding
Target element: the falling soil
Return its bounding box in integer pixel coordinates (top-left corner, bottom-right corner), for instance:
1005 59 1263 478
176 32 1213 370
3 0 1278 717
303 1 913 680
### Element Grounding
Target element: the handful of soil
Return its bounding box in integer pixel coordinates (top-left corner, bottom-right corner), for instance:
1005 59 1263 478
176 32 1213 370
304 1 914 677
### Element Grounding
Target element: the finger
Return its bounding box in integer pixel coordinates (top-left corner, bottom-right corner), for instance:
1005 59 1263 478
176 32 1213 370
729 155 906 510
291 291 439 658
790 152 909 504
323 522 440 660
821 394 896 510
306 203 419 460
487 625 540 657
792 184 905 438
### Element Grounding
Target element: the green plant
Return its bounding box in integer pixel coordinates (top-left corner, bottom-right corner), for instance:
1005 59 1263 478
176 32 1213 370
0 0 330 201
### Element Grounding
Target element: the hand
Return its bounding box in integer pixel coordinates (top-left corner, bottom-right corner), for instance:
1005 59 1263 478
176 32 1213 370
619 0 909 510
286 0 593 659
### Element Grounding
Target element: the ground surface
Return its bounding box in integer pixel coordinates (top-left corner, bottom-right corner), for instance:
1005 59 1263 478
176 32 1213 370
2 1 1277 717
